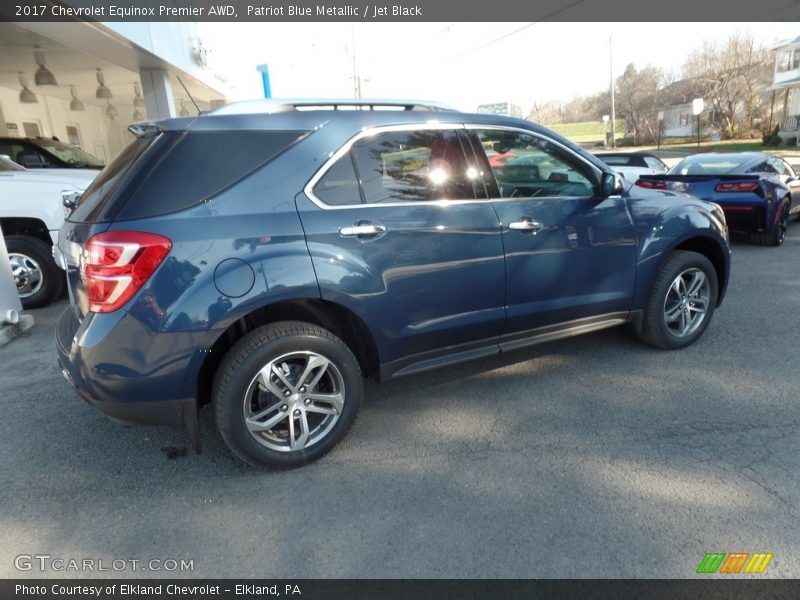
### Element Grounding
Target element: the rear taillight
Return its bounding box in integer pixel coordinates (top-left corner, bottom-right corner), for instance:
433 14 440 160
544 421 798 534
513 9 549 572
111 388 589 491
83 231 171 313
714 182 760 193
635 179 667 190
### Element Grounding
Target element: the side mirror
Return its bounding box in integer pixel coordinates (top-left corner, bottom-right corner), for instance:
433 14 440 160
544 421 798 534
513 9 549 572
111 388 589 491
601 172 625 197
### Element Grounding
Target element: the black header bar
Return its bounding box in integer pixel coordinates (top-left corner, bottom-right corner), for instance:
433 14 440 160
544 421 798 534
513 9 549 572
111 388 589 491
1 0 798 22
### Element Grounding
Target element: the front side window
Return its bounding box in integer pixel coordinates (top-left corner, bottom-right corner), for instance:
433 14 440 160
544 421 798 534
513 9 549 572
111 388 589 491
350 129 474 204
473 129 595 198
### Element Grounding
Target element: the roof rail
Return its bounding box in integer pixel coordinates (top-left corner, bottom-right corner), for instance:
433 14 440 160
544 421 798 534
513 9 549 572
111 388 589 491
210 98 456 116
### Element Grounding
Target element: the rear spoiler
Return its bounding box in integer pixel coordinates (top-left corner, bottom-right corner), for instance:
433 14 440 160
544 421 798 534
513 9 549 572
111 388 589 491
638 174 761 182
128 123 165 139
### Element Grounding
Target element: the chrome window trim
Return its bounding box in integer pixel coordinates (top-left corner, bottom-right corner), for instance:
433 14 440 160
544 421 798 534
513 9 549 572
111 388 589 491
304 122 609 210
303 123 495 210
464 124 605 202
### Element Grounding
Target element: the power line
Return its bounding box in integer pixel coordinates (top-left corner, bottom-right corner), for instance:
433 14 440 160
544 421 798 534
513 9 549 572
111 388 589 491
455 0 588 57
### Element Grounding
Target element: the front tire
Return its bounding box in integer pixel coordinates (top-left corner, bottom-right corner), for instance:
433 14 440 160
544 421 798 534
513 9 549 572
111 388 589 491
5 235 64 309
638 250 718 350
213 321 363 468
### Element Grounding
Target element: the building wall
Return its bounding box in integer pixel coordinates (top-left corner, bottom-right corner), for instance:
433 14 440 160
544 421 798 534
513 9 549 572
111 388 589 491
0 85 134 161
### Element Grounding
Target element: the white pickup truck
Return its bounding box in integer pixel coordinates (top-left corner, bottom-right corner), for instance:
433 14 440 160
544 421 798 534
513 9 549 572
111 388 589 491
0 156 97 307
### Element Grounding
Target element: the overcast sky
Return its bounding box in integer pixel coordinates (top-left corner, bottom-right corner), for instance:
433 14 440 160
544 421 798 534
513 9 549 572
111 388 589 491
198 22 797 112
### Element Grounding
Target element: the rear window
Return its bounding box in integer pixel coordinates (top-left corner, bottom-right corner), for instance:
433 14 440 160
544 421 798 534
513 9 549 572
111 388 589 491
670 155 746 175
597 155 636 166
116 130 307 220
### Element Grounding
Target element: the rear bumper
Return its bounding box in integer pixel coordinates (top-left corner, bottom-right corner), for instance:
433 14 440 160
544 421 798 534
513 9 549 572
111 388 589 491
54 306 198 432
714 197 774 233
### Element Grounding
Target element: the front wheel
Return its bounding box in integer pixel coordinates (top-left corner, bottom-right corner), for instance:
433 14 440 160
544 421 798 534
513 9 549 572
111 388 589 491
213 321 363 468
638 250 718 350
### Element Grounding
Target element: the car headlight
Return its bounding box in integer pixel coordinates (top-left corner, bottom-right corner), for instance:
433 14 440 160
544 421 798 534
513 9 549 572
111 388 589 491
61 189 83 216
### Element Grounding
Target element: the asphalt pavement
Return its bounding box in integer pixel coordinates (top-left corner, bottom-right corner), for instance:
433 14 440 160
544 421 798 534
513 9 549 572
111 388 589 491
1 227 799 579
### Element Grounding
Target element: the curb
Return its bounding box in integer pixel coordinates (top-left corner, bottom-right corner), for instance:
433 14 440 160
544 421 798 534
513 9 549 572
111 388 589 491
0 314 35 348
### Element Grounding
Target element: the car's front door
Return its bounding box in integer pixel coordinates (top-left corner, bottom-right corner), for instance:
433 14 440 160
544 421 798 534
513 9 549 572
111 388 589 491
467 127 638 346
295 125 506 377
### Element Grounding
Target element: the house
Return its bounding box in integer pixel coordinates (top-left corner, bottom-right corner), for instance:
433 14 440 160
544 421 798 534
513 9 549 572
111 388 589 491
772 35 800 145
660 78 717 139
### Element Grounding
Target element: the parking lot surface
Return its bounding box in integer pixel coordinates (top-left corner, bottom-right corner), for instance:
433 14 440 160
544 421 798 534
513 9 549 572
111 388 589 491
1 229 799 578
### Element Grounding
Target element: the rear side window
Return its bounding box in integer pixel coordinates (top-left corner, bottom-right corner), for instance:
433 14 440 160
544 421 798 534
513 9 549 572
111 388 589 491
70 136 156 223
351 130 474 204
117 130 307 220
313 154 361 206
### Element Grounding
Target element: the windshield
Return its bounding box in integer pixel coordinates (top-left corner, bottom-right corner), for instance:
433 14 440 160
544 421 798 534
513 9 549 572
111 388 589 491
35 139 105 167
0 155 25 172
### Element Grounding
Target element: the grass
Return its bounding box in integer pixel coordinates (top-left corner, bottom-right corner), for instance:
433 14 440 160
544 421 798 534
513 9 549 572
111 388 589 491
545 120 625 143
639 140 764 153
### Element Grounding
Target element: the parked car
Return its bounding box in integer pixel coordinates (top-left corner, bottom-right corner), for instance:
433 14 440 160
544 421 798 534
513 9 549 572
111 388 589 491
594 151 669 181
0 137 104 170
637 152 798 246
54 100 730 468
0 155 97 307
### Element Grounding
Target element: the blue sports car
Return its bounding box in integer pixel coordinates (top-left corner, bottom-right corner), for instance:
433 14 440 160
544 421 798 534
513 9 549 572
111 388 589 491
636 152 800 246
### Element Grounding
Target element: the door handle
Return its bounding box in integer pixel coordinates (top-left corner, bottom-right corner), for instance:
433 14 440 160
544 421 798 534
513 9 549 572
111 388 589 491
339 223 387 237
508 219 543 233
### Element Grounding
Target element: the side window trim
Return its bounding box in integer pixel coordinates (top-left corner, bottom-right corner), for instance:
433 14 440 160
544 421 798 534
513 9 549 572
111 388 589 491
466 125 603 201
306 123 492 210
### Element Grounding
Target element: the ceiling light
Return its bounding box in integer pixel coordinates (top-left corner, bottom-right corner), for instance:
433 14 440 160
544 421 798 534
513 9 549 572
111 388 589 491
33 48 57 86
96 69 112 99
106 102 118 119
18 74 37 103
69 87 84 111
133 83 145 108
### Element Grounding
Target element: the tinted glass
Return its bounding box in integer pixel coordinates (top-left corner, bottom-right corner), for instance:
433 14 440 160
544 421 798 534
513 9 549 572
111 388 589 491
597 154 637 166
117 130 307 220
748 161 778 175
351 130 474 204
69 135 157 223
475 130 594 198
313 153 361 206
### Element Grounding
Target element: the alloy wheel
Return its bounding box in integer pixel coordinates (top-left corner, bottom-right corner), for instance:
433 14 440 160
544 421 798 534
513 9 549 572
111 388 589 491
662 267 710 338
242 351 345 452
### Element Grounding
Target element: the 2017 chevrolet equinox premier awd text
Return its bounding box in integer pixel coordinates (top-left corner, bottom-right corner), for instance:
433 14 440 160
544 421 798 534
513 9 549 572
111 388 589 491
54 100 730 468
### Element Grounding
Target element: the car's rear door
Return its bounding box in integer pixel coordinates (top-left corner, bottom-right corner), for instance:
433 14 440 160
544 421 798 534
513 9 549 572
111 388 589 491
466 126 638 346
295 125 506 377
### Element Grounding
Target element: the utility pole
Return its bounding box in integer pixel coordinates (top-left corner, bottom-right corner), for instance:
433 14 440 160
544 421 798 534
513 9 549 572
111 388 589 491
609 36 616 149
350 25 360 98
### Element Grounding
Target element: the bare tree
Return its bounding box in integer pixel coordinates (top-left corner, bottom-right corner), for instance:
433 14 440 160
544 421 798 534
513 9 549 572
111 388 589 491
683 32 773 138
615 64 670 144
527 101 560 124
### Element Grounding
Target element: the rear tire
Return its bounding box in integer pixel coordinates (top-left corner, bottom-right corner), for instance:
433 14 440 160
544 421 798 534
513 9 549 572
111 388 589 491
638 250 718 350
5 235 63 309
751 200 789 247
213 321 363 468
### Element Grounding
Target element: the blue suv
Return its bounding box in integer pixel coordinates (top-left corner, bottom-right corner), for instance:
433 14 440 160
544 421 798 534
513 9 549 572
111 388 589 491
55 100 730 467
